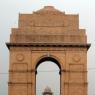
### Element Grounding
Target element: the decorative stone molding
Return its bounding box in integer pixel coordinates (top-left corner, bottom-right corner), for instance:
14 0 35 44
16 53 24 62
72 54 81 62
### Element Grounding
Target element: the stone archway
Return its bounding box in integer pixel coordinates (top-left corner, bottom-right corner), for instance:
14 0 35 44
31 54 65 95
35 57 61 95
7 6 90 95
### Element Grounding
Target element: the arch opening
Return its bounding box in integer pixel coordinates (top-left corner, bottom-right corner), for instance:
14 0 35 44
36 57 61 95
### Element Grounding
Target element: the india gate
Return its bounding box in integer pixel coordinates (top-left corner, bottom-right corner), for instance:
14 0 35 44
6 6 90 95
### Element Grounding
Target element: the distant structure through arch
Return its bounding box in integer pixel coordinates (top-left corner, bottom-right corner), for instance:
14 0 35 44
7 6 90 95
43 86 53 95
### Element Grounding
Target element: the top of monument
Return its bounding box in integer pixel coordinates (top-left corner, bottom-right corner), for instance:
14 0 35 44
9 6 87 45
42 6 58 11
34 6 64 14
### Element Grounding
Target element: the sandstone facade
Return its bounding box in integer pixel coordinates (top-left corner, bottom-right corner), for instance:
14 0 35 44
7 6 90 95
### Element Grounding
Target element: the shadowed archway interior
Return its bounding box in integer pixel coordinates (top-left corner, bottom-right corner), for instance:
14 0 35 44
36 57 61 71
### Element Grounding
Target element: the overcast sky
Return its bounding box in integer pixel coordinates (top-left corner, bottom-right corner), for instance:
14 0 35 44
0 0 95 95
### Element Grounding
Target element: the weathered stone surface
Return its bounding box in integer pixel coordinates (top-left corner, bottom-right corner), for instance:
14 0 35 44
7 6 90 95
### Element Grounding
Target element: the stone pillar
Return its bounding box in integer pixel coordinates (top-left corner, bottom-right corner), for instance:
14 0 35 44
60 70 64 95
31 70 36 95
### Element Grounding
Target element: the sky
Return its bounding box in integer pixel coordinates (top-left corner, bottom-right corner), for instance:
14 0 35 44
0 0 95 95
